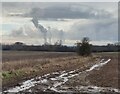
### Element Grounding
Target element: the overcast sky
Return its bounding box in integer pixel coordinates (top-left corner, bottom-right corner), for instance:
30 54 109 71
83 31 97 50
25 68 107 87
1 2 118 45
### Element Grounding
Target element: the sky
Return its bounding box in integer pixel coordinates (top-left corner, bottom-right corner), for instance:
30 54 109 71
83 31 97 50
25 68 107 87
1 2 118 46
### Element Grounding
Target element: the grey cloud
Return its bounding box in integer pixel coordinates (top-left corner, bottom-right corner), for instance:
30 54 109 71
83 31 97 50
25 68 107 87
10 26 40 38
66 18 118 41
3 2 113 20
2 2 117 45
10 27 27 37
26 5 112 20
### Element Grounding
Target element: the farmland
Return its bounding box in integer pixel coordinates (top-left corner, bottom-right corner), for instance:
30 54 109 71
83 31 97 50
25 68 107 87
2 51 120 93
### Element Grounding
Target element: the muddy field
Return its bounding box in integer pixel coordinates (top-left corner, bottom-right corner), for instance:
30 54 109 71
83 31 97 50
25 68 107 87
2 51 120 93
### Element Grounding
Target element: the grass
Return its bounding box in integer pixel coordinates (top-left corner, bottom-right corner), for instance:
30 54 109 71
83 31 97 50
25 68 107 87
2 71 18 79
2 51 98 87
2 59 50 86
2 59 50 71
2 67 39 79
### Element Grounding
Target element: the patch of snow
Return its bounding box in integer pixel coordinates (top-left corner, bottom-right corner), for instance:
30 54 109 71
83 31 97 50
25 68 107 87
86 59 111 72
5 58 119 93
41 79 48 84
50 78 57 81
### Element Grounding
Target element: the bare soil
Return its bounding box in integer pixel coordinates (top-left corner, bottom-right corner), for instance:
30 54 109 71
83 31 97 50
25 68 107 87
87 52 119 88
2 51 119 93
2 51 98 90
65 52 119 89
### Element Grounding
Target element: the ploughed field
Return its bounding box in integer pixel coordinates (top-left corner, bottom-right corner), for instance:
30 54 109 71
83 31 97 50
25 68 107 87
2 51 120 93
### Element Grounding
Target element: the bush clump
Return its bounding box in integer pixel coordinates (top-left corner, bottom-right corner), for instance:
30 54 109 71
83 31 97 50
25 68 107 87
76 37 91 56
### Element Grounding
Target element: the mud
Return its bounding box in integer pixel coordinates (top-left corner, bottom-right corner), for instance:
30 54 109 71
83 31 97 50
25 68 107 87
4 58 120 93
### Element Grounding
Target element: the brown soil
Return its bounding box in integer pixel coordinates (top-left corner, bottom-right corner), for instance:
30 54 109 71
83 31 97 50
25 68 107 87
87 52 119 89
2 51 119 92
2 51 99 90
65 52 119 89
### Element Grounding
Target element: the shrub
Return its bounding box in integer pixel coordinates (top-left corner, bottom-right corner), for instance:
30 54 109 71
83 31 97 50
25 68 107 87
76 37 91 56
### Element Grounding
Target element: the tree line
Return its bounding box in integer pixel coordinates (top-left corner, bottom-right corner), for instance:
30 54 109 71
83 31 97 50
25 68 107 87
1 37 120 56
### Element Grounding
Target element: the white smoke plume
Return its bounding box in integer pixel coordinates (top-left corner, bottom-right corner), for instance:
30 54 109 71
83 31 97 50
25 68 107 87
47 26 52 44
31 17 65 45
32 18 48 44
